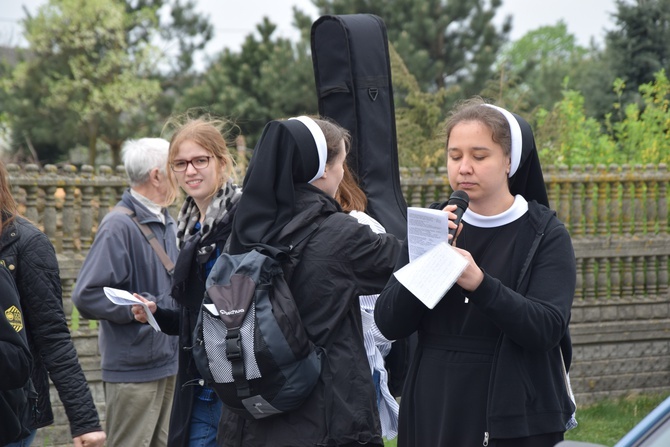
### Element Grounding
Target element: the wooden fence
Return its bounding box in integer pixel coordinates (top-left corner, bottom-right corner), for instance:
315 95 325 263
7 162 670 445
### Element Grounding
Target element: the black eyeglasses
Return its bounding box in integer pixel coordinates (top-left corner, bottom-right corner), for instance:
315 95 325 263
170 156 213 172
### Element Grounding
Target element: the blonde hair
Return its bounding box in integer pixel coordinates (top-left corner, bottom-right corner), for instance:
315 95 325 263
163 113 237 204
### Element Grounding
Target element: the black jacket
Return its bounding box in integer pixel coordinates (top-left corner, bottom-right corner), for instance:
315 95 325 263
375 201 576 444
0 263 33 445
218 186 401 447
153 202 237 447
0 216 102 437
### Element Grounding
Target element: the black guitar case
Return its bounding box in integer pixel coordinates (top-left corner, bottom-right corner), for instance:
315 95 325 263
311 14 407 240
311 14 413 397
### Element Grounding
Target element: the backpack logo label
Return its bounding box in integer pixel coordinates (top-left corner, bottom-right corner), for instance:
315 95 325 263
220 308 245 316
5 305 23 332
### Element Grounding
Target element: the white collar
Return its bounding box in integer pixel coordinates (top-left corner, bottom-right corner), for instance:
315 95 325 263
463 195 528 228
130 189 165 225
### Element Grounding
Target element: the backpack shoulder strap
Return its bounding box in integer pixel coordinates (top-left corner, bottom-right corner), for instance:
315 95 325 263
112 206 175 275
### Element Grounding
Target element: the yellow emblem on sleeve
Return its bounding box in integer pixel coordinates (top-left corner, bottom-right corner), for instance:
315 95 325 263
5 305 23 332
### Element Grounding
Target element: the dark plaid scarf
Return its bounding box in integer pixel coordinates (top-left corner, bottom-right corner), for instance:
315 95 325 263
175 180 242 254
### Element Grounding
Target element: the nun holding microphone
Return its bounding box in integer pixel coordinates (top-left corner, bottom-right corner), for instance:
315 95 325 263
375 98 577 447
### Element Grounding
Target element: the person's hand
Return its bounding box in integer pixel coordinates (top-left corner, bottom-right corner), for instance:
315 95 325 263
441 203 464 244
73 430 106 447
452 246 484 292
131 294 157 324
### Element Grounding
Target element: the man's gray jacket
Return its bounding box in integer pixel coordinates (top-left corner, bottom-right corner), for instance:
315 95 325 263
72 190 179 382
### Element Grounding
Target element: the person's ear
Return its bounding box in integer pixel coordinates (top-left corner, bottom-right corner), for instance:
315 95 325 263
151 168 162 186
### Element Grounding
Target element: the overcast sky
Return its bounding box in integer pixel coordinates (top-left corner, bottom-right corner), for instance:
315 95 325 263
1 0 618 62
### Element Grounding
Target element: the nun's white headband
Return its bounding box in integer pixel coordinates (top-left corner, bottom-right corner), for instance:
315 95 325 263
289 116 327 183
483 104 522 177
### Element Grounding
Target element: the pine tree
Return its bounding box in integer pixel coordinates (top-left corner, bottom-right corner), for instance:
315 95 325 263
313 0 511 97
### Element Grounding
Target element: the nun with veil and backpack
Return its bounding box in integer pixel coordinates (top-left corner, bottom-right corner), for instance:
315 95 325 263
217 115 401 447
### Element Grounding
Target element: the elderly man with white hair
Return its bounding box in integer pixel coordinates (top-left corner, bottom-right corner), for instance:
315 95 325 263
72 138 179 447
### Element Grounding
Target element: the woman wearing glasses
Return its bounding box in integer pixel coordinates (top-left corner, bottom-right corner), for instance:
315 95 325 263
132 116 242 447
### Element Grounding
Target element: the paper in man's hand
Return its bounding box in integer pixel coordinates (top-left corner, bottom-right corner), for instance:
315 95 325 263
394 241 468 309
103 286 161 332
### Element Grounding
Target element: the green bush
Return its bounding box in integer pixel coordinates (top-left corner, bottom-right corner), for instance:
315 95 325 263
533 69 670 168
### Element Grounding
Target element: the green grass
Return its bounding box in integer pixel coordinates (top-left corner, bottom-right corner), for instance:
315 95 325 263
565 393 669 446
383 393 670 447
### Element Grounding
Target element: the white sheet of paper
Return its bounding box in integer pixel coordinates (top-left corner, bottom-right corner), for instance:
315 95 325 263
394 241 469 309
407 207 450 261
103 286 161 332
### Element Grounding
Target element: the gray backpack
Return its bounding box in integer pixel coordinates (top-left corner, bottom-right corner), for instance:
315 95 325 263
192 223 323 420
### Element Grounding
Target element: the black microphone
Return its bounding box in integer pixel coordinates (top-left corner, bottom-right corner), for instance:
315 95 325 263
447 190 469 245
